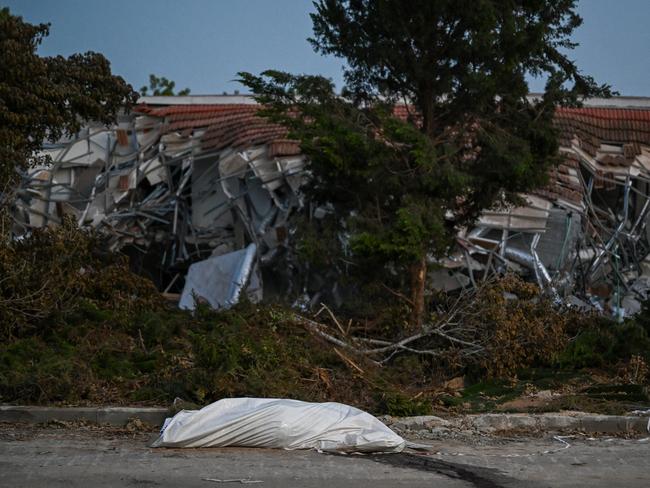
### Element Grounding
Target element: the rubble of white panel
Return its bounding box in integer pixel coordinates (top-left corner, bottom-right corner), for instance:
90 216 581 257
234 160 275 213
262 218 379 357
13 97 307 309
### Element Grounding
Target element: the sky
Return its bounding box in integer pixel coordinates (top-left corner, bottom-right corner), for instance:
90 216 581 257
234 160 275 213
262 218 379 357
4 0 650 96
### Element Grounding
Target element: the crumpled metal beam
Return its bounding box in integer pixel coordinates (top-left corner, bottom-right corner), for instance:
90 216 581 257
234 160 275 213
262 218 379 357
12 106 307 310
454 150 650 317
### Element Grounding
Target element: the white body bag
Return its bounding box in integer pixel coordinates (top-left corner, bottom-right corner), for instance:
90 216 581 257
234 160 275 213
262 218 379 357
152 397 405 453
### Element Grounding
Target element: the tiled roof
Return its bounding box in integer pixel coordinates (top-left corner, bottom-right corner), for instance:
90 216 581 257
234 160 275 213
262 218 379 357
538 107 650 206
135 102 650 169
134 102 650 211
534 153 584 205
135 104 291 154
135 103 425 154
554 107 650 162
392 105 422 125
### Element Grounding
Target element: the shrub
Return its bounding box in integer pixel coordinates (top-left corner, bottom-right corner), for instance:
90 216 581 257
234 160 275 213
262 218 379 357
0 217 160 339
558 316 650 372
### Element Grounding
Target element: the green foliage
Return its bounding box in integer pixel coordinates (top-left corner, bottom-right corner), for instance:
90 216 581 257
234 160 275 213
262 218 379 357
0 300 435 412
351 201 448 264
558 316 650 369
440 379 524 412
380 391 432 417
0 8 137 193
295 216 341 269
310 0 611 116
238 71 455 270
140 74 191 96
558 328 610 369
0 217 161 339
239 1 611 314
309 0 612 225
1 263 648 413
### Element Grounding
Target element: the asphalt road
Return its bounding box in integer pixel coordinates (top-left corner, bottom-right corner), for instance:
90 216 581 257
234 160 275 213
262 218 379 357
0 424 648 487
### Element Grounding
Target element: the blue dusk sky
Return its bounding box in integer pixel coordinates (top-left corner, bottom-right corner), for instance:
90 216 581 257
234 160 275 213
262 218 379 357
4 0 650 96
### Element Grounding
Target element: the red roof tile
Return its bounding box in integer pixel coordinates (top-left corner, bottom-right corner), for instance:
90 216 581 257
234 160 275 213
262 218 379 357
133 102 650 209
553 107 650 161
135 104 291 153
134 102 650 170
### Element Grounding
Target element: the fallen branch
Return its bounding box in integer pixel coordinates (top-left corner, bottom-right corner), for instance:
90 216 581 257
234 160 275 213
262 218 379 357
295 309 482 365
333 347 365 374
317 302 347 336
380 283 415 307
295 315 358 352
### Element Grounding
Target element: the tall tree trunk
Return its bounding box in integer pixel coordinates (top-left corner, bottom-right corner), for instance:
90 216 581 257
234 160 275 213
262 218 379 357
408 92 434 329
409 255 427 328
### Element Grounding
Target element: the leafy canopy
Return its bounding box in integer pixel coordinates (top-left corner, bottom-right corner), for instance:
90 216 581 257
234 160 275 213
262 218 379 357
240 0 611 270
140 74 191 96
0 8 137 195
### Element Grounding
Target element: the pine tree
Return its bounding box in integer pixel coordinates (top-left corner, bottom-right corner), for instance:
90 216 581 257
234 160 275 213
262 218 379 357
242 0 611 325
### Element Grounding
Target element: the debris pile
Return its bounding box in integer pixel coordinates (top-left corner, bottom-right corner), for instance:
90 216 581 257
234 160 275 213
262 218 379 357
440 102 650 318
11 95 650 318
12 96 307 307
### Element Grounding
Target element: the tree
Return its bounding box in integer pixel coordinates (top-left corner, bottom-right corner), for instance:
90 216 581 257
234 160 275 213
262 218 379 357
240 0 611 326
0 8 137 200
139 74 191 96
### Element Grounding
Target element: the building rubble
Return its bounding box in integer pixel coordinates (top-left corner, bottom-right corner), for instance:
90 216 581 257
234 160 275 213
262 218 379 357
11 95 650 318
12 96 307 308
441 101 650 318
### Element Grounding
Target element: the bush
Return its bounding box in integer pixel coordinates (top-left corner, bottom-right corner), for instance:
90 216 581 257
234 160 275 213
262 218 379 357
0 219 434 411
0 299 432 412
558 316 650 371
0 217 161 339
472 276 569 378
378 391 432 416
413 275 571 380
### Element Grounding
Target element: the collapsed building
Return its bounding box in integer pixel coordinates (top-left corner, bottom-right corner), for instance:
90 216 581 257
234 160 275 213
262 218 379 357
12 95 307 309
11 95 650 317
451 99 650 318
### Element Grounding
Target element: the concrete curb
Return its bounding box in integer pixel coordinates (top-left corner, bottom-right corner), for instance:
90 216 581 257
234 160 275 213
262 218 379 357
0 405 169 426
462 412 650 434
387 412 650 435
1 406 649 434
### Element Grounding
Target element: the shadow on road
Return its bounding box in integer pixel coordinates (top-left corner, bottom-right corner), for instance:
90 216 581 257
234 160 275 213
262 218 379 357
363 452 536 488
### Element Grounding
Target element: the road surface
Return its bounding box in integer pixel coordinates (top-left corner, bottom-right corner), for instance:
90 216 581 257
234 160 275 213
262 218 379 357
0 423 648 487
